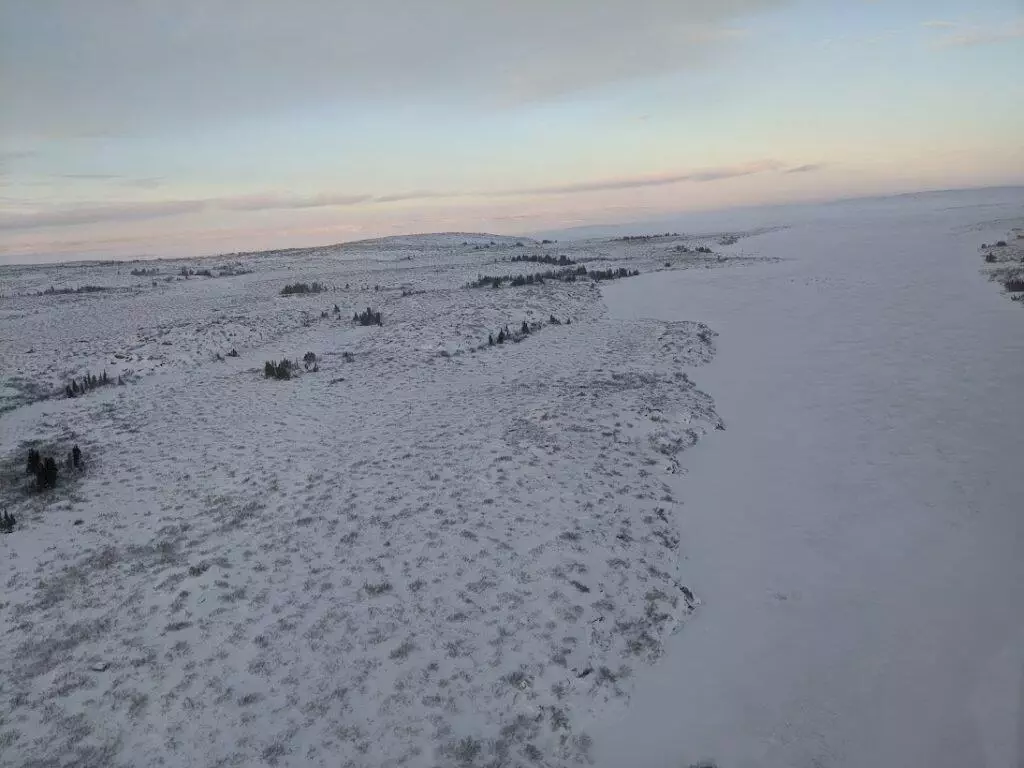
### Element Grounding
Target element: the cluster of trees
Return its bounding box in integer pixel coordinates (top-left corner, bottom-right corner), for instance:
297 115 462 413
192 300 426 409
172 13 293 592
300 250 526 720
469 266 586 288
66 370 117 398
41 285 109 295
280 282 326 296
588 267 640 281
130 267 159 276
488 323 528 345
509 253 576 266
1004 279 1024 293
264 359 294 380
0 509 15 533
470 265 638 289
354 307 382 326
26 447 66 491
486 315 571 347
614 233 680 241
264 353 318 379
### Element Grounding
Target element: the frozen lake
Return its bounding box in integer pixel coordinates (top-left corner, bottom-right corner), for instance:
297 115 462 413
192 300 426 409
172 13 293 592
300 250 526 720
597 189 1024 768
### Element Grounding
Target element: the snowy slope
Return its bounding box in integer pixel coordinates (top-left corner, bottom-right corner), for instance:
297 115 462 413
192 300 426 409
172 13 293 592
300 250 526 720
0 234 740 767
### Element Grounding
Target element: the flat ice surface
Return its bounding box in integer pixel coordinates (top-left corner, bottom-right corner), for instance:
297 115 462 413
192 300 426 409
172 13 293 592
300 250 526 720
596 191 1024 768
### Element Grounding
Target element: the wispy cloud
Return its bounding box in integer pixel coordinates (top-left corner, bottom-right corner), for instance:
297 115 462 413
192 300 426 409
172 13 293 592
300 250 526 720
372 191 447 204
503 160 786 196
0 159 820 231
925 18 1024 48
0 200 205 230
785 163 825 174
0 149 37 174
55 173 163 188
1 150 37 161
59 173 120 180
124 177 163 189
220 192 372 211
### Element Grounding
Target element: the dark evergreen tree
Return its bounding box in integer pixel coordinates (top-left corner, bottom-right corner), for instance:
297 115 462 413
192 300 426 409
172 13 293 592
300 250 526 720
44 457 58 488
72 444 81 469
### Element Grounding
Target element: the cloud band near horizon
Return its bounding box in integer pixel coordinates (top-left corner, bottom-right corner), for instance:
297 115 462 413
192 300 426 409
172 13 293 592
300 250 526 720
0 160 821 231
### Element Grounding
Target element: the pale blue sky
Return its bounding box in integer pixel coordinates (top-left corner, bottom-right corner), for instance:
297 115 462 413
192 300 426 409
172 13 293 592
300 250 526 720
1 0 1022 262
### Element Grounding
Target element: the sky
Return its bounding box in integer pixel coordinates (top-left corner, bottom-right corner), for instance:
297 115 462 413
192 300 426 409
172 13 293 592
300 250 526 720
1 0 1022 263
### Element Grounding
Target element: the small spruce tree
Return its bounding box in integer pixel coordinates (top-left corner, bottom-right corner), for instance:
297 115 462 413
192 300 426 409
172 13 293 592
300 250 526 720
27 448 41 475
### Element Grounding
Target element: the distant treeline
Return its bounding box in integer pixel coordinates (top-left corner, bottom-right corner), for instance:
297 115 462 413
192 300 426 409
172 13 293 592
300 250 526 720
509 254 576 266
469 265 639 289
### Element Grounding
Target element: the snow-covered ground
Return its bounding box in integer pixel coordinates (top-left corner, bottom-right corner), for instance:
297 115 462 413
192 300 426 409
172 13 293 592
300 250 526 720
2 187 1022 767
1 232 740 766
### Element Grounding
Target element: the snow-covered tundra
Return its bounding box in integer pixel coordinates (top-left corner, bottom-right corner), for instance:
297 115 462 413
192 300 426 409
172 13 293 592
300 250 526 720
1 232 737 767
2 186 1022 768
